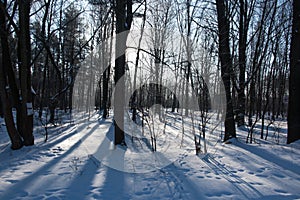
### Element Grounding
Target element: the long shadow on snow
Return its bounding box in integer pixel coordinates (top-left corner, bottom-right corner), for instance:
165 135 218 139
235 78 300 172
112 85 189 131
43 112 109 146
237 124 287 140
90 124 128 200
202 154 263 199
151 154 205 200
124 132 153 153
62 154 101 199
54 118 117 199
233 141 300 176
254 123 287 134
0 121 102 199
0 123 81 173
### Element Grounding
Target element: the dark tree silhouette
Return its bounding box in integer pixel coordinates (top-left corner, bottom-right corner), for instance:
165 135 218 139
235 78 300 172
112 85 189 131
216 0 236 142
287 0 300 144
114 0 133 145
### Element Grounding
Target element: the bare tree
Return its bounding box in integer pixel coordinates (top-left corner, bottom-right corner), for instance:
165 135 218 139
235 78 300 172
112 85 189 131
287 0 300 144
18 0 35 146
0 0 24 149
114 0 133 145
236 0 255 127
131 0 147 122
0 0 23 149
215 0 236 142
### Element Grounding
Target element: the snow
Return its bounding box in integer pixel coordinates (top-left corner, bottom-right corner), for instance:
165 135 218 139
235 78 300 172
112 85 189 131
0 111 300 200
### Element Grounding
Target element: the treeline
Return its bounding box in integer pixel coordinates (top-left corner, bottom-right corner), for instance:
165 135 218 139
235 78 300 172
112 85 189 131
0 0 299 150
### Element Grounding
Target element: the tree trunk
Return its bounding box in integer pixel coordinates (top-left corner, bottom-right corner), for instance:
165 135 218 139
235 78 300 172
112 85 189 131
216 0 236 142
18 0 34 146
237 0 247 127
0 0 23 149
0 94 3 118
0 7 23 148
0 89 23 150
132 4 146 121
102 65 110 119
114 0 132 145
0 63 23 150
287 0 300 144
102 21 113 119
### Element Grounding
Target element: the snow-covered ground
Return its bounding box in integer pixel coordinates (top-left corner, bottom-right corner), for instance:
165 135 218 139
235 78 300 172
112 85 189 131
0 111 299 200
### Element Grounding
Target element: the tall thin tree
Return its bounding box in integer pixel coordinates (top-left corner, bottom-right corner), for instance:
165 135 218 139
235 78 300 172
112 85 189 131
287 0 300 144
216 0 236 141
0 0 23 149
114 0 133 145
18 0 34 146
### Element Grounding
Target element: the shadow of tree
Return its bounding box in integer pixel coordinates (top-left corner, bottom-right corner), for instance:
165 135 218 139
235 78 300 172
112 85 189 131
202 154 263 199
0 119 102 199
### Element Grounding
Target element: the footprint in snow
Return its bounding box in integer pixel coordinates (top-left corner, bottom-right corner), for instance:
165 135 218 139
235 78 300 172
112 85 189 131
274 189 288 194
52 146 64 153
6 179 19 184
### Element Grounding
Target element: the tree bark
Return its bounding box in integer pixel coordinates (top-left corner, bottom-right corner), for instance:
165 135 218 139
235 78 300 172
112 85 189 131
18 0 34 146
0 87 23 150
0 0 23 133
237 0 247 127
102 18 113 119
0 0 23 149
287 0 300 144
0 54 23 150
216 0 236 141
0 47 23 150
0 94 3 118
114 0 132 145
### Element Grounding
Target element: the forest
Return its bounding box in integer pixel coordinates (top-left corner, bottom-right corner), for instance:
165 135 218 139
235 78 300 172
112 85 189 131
0 0 299 150
0 0 300 199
